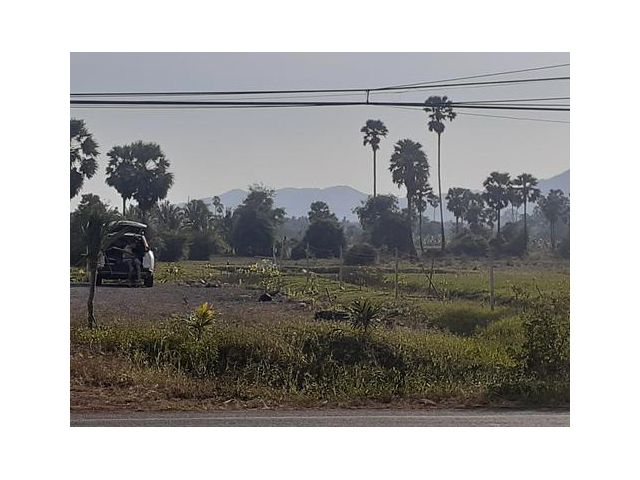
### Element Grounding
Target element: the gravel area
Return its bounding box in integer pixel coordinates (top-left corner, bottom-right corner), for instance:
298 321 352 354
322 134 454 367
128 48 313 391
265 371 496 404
70 283 312 326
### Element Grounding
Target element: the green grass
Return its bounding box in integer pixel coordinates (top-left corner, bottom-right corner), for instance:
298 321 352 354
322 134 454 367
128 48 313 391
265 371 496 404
71 257 569 407
72 320 523 403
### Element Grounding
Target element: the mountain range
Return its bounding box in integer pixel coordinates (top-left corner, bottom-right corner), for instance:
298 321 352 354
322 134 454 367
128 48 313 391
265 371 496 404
197 169 569 221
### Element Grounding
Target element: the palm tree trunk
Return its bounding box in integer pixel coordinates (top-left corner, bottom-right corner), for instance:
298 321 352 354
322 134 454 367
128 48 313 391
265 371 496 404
497 209 501 236
455 217 459 233
407 196 417 257
373 149 377 198
122 196 127 218
523 197 528 250
419 208 424 254
87 263 98 329
437 133 445 250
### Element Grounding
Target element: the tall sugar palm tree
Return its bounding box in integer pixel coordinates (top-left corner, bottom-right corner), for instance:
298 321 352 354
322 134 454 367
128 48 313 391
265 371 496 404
70 119 99 198
446 187 471 233
482 172 511 236
389 139 430 257
107 141 174 221
538 189 570 249
512 173 541 249
415 182 433 253
106 144 138 217
424 96 456 250
361 119 388 198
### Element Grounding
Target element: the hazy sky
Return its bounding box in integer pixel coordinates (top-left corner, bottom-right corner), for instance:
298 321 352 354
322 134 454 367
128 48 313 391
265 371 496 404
70 52 569 209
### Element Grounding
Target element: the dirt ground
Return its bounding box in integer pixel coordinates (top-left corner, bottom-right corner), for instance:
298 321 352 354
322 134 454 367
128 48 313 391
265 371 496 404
70 283 313 326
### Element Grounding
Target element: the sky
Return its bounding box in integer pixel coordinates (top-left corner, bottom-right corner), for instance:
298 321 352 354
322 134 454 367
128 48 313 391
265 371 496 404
70 52 569 209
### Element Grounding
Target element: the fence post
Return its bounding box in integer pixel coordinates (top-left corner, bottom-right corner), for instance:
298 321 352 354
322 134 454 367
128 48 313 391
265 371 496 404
394 247 399 302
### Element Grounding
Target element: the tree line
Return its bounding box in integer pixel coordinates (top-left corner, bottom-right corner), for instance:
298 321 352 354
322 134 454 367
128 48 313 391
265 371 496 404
71 111 569 266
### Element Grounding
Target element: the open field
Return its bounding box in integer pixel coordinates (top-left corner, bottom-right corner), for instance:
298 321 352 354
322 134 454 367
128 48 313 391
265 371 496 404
71 256 569 411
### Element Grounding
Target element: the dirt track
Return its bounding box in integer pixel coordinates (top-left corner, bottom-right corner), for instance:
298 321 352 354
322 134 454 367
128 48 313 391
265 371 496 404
70 283 312 326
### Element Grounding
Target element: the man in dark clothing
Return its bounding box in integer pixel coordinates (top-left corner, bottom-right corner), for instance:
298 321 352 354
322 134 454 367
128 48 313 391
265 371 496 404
121 241 142 287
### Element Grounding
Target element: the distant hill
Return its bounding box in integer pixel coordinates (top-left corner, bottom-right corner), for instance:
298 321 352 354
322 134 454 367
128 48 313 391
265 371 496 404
193 170 569 221
537 169 569 195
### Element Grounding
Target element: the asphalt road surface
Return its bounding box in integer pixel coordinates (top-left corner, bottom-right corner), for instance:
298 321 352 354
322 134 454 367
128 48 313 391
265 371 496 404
71 409 569 427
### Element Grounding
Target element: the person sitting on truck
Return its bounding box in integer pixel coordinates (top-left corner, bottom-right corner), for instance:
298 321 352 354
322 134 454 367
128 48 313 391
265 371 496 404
121 241 142 287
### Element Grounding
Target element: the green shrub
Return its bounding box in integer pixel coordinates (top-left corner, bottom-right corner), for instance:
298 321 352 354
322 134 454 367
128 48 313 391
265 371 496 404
521 292 570 379
346 298 384 334
344 243 377 266
290 242 307 260
155 231 187 262
188 231 222 260
493 222 527 256
448 232 489 257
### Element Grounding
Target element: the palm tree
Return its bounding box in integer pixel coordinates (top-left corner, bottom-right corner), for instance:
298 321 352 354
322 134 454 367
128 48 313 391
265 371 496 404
445 187 471 233
508 186 523 222
79 205 118 329
361 120 389 198
512 173 541 248
389 139 430 257
106 144 138 217
414 183 432 253
424 96 456 250
130 142 174 221
183 199 212 232
538 189 570 249
482 172 511 236
158 200 184 231
427 191 440 226
107 141 174 221
70 119 99 198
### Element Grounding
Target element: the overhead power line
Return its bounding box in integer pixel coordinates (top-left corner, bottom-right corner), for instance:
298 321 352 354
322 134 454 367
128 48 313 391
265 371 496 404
70 75 569 98
384 62 570 89
70 99 570 112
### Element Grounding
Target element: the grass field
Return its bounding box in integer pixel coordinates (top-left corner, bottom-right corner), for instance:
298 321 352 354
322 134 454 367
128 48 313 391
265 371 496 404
70 255 569 410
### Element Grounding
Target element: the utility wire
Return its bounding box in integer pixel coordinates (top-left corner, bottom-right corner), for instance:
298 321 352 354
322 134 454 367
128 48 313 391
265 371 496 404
388 106 569 124
70 75 569 98
71 99 570 112
384 62 570 89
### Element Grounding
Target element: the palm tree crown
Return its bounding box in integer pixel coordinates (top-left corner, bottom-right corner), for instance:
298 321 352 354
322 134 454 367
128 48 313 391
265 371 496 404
361 119 388 198
70 119 99 198
389 139 430 256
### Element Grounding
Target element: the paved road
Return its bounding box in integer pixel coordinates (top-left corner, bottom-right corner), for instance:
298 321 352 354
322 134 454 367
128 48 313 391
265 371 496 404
71 409 569 427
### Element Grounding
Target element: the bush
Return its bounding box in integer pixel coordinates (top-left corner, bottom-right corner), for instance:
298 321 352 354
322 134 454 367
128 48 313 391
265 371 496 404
521 292 569 379
448 232 489 257
290 242 307 260
344 243 377 266
188 231 222 260
155 231 187 262
493 222 526 256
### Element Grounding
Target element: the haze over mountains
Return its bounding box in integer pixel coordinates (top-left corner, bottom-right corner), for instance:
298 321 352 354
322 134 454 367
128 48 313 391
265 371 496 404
197 169 569 221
